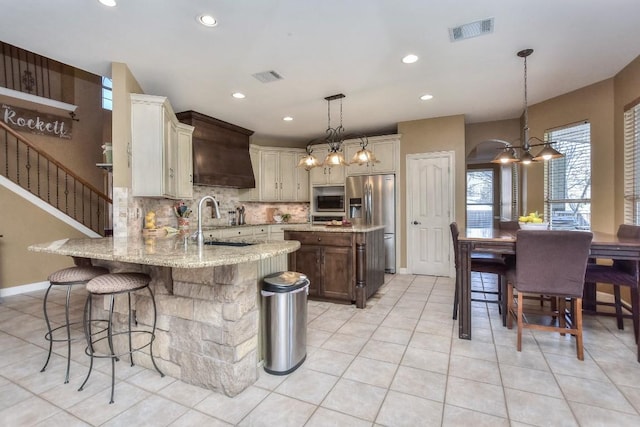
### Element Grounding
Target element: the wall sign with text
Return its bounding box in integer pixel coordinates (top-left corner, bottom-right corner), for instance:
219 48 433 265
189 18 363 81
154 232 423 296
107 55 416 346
1 104 72 139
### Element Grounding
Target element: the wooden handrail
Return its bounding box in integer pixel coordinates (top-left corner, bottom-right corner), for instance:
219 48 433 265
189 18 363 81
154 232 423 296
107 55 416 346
0 120 112 203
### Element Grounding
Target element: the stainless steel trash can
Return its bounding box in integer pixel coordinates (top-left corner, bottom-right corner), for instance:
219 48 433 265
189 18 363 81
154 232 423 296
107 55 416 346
261 271 309 375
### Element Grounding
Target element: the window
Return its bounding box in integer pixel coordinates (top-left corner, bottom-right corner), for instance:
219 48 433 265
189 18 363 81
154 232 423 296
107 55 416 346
624 100 640 224
544 122 591 230
102 76 112 110
466 168 495 228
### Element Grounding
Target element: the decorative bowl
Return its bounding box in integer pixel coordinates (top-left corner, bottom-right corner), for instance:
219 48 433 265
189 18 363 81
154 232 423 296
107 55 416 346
273 215 283 223
519 222 549 230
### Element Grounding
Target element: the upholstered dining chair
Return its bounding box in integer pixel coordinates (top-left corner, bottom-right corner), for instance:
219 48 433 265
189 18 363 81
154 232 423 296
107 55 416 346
451 222 510 325
584 224 640 343
507 230 593 360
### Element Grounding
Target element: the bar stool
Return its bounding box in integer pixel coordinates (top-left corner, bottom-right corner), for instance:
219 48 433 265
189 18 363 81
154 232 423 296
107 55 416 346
41 265 109 383
78 272 164 404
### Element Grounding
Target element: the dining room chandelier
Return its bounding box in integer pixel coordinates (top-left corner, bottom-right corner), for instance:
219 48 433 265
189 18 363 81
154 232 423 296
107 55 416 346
492 48 564 165
297 93 381 170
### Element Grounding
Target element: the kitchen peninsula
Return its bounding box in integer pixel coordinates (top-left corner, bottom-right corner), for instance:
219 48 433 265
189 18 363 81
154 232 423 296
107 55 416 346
285 224 385 308
28 234 299 396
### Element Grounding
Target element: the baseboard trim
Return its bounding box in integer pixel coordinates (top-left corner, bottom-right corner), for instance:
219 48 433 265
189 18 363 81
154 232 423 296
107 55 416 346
399 268 410 275
0 281 49 297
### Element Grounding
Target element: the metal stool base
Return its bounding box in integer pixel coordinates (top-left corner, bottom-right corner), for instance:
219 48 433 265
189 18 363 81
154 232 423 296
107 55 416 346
79 284 164 404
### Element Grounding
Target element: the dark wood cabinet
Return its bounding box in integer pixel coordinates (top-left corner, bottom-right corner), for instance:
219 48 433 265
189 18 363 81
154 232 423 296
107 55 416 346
293 244 323 298
287 231 354 302
286 228 383 307
321 246 353 300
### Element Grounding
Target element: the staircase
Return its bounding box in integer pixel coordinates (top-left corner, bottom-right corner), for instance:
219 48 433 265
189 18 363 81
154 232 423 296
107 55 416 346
0 121 112 236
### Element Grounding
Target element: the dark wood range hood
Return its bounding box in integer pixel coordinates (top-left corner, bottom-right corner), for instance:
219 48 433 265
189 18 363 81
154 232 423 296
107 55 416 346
176 111 255 188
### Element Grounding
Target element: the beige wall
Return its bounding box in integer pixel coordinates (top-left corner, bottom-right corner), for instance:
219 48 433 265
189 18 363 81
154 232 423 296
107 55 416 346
614 55 640 226
0 69 106 193
0 185 88 289
397 115 465 269
465 118 521 158
524 79 615 233
1 65 110 290
251 135 305 148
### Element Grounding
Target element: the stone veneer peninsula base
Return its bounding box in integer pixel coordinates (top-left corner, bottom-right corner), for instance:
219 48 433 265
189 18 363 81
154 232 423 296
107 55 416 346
29 236 299 396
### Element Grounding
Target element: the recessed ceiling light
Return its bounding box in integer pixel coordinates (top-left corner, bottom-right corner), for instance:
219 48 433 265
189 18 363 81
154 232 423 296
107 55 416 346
283 116 293 121
420 94 434 101
232 92 245 99
98 0 117 7
402 54 419 64
198 14 218 27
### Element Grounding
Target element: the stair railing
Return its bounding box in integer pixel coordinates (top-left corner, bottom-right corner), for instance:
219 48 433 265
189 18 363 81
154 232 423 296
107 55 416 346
0 120 112 235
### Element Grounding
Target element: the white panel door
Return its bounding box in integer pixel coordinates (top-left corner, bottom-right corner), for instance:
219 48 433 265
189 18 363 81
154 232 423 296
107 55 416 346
407 152 454 276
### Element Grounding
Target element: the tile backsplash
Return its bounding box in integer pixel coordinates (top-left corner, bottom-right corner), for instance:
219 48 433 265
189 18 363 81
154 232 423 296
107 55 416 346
113 185 309 237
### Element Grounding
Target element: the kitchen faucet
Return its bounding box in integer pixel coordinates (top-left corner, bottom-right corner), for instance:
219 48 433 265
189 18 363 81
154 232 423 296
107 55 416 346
194 195 221 246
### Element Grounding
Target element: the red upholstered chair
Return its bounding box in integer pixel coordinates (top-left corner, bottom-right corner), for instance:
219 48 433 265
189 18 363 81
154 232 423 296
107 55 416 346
584 224 640 343
507 230 593 360
451 222 510 325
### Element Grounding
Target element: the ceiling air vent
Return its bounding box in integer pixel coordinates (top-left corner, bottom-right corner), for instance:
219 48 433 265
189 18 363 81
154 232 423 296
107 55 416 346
252 70 284 83
449 18 494 42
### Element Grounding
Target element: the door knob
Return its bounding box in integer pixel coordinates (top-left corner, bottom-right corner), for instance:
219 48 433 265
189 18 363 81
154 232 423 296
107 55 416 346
413 220 421 225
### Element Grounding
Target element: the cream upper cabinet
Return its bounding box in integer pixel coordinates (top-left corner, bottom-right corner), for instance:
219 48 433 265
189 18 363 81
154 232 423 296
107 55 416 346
344 136 399 176
310 144 346 185
242 146 308 202
175 125 194 198
131 94 194 199
260 150 280 201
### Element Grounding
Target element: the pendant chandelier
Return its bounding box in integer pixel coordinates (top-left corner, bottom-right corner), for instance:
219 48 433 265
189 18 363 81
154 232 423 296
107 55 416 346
322 93 348 167
296 143 322 171
297 93 384 169
350 136 379 165
492 49 563 165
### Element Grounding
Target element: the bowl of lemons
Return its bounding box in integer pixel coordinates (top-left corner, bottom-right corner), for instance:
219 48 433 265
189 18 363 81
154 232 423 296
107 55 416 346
518 212 549 230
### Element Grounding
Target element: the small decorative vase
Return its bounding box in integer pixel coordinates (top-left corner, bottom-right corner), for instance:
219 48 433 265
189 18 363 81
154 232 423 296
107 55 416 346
177 217 190 230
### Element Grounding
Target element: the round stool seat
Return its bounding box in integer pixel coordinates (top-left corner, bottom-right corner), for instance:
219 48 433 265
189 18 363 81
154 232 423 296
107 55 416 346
80 271 163 403
86 273 150 294
42 265 109 384
48 266 109 285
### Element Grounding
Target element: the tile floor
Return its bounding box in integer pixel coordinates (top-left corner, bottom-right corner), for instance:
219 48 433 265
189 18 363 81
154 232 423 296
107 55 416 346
1 273 640 426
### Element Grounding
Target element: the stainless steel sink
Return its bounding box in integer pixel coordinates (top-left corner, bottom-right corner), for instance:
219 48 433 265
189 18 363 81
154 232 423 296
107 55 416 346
204 241 254 247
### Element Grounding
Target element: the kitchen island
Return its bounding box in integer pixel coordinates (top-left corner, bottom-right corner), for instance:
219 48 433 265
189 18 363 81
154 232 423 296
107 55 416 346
29 234 299 396
284 224 385 308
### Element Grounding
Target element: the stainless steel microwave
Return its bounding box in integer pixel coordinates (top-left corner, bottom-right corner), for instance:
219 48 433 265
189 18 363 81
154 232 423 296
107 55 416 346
316 195 344 211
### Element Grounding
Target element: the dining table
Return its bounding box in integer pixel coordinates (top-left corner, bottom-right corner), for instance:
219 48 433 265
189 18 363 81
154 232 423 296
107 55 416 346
456 227 640 362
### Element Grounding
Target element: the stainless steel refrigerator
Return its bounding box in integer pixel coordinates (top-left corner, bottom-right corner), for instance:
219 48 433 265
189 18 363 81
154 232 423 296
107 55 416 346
346 174 396 273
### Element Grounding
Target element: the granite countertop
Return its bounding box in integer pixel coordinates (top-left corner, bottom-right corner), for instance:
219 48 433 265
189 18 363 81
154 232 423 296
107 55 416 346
201 222 384 233
202 221 309 231
28 235 300 269
280 224 386 233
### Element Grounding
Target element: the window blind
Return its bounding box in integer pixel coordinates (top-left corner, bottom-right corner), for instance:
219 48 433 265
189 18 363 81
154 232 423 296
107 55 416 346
624 102 640 224
543 122 591 230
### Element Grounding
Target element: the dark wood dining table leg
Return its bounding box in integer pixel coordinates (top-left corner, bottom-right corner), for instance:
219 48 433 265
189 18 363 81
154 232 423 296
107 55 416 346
457 240 472 339
582 281 597 312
